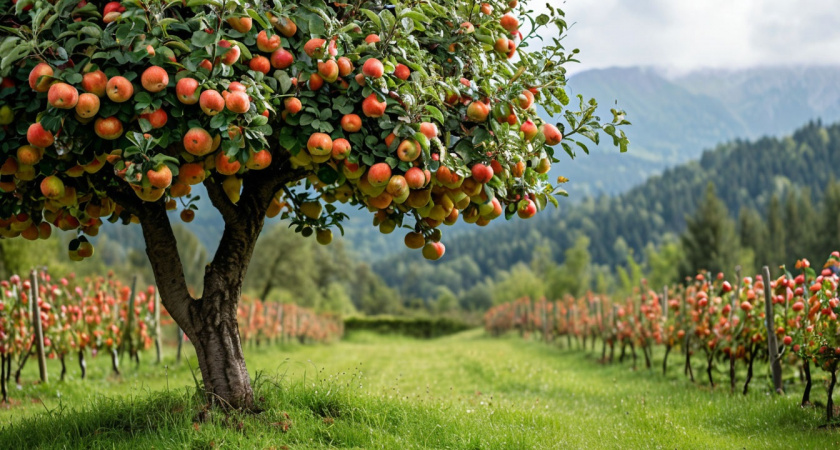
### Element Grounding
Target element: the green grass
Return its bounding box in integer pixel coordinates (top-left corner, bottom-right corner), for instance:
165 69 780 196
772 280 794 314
0 330 838 449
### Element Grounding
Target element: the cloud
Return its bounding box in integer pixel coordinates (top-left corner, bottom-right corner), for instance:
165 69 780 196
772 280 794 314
535 0 840 74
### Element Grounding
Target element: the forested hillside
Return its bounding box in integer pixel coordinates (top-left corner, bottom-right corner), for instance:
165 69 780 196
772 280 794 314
374 121 840 302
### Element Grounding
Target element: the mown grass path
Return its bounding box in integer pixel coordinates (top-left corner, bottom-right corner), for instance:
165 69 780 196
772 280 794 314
0 330 837 448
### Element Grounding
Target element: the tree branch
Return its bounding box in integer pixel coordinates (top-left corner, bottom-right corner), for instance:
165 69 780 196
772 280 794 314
139 201 196 333
203 174 240 225
102 172 146 218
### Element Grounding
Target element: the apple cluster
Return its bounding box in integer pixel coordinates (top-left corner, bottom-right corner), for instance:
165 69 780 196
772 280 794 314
0 0 578 260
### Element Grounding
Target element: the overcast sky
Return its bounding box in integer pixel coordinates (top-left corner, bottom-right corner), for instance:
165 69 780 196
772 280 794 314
542 0 840 75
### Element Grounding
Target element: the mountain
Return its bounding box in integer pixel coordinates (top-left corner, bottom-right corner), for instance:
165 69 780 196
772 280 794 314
560 66 840 196
373 121 840 300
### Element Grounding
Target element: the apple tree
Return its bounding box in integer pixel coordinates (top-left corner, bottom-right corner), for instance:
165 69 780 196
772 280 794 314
0 0 628 409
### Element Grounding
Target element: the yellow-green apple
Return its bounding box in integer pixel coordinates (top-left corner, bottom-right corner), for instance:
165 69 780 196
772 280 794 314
397 140 421 162
422 241 445 260
40 175 65 199
404 231 425 249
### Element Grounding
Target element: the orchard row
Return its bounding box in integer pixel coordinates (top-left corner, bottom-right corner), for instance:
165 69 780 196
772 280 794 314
485 253 840 423
0 269 341 403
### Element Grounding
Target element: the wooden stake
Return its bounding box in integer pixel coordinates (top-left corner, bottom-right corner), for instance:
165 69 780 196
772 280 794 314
762 266 784 394
154 289 162 364
30 270 48 383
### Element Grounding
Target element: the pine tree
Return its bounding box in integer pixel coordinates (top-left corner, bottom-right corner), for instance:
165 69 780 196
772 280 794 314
679 183 740 278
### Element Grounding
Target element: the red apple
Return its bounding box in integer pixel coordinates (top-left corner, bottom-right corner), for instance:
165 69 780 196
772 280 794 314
199 90 225 116
105 76 133 103
94 117 123 140
176 77 201 104
47 82 79 109
140 66 169 92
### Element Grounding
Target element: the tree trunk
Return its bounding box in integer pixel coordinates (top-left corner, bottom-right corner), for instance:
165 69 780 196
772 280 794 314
111 348 120 376
729 353 736 393
802 360 812 407
663 345 671 376
132 166 287 410
828 365 837 423
78 350 86 379
706 351 715 388
1 354 6 403
59 354 66 382
187 281 254 409
743 344 754 395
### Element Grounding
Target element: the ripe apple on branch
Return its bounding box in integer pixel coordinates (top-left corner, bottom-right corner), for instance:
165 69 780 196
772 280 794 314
0 0 628 409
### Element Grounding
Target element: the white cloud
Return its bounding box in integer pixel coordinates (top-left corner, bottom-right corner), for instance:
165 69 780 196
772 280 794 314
534 0 840 74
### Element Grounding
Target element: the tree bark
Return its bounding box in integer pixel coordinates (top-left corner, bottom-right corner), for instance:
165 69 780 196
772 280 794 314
133 162 293 410
663 345 671 376
59 354 66 382
828 365 837 423
743 344 754 395
802 360 812 407
78 350 86 379
1 354 6 403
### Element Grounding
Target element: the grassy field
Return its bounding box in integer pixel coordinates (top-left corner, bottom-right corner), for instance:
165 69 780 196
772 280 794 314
0 330 838 449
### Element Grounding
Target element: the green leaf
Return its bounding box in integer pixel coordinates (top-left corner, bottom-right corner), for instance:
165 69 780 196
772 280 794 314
317 166 339 184
359 9 382 31
191 30 217 48
424 105 445 125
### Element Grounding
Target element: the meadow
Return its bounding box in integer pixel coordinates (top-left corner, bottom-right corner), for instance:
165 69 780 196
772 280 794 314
0 330 837 449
